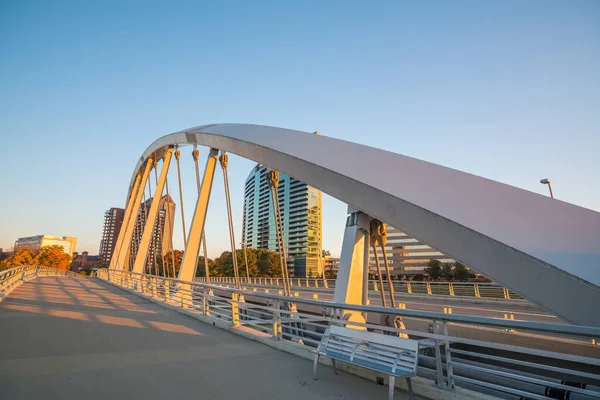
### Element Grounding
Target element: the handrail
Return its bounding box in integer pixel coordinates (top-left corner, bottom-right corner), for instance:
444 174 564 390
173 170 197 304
96 268 600 400
100 269 600 338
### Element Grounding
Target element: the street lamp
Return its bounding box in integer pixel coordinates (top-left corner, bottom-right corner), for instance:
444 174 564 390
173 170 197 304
540 178 554 199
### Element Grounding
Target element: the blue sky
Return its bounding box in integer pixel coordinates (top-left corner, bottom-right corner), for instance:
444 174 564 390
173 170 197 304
1 1 599 256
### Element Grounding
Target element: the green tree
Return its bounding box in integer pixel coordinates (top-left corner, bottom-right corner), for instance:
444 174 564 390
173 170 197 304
453 262 470 281
194 256 215 277
442 263 454 281
157 250 184 278
322 249 331 257
209 248 282 278
425 259 442 280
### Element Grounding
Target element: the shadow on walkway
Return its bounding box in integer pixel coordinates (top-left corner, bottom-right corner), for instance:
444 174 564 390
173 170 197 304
0 276 413 400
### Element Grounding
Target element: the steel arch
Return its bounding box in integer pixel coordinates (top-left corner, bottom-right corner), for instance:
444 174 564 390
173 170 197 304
126 123 600 326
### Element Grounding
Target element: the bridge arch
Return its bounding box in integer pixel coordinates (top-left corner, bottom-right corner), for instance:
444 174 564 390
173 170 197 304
123 123 600 326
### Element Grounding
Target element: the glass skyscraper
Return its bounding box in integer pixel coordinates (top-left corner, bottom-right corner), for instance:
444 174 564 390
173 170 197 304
242 164 322 277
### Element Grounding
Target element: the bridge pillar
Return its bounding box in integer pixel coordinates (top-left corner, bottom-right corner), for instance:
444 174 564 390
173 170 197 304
132 148 174 274
111 158 153 270
178 149 219 288
333 207 372 328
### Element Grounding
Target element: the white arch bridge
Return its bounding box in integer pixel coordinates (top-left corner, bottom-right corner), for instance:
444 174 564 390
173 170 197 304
109 123 600 327
2 124 600 400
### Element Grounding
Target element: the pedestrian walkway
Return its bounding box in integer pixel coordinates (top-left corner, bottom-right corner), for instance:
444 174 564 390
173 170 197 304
0 277 413 399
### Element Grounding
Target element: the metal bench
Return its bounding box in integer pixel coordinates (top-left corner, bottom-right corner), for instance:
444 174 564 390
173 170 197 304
313 325 418 400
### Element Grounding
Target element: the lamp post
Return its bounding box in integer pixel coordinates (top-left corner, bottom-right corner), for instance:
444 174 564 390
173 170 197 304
540 179 554 199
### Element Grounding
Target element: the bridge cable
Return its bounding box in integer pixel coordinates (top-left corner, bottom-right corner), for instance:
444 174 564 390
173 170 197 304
164 172 177 280
274 174 292 296
219 152 241 289
319 250 327 288
141 189 148 274
174 149 187 247
154 163 168 278
370 242 387 307
193 147 211 283
242 239 250 279
371 220 396 308
147 168 159 276
275 188 293 296
267 170 291 297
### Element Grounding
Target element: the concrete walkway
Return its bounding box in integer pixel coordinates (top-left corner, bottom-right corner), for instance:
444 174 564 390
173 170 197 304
0 277 413 400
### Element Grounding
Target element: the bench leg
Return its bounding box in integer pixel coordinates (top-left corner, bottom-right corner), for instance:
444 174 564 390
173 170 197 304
332 359 339 375
389 376 395 400
313 354 320 380
405 377 413 400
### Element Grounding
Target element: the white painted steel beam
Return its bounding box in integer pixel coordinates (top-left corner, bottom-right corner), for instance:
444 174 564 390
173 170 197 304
178 149 219 283
124 124 600 326
113 158 153 270
132 149 173 274
109 171 142 269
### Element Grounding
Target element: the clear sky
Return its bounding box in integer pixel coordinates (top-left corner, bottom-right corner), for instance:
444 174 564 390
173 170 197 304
1 1 599 257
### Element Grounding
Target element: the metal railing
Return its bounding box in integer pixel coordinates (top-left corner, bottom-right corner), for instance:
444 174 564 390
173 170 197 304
99 269 600 400
196 276 524 300
0 265 79 299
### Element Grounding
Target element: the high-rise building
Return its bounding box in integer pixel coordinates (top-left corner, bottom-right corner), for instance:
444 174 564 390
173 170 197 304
368 226 455 277
129 194 176 270
15 235 77 256
99 207 125 265
242 164 322 277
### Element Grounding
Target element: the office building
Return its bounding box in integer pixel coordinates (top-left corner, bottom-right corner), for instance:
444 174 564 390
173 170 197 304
242 164 322 277
99 207 125 265
368 226 454 278
15 235 77 256
130 194 176 270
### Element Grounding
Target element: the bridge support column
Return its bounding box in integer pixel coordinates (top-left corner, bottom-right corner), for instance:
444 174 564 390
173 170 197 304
332 208 372 328
111 158 153 270
178 149 219 301
132 149 174 275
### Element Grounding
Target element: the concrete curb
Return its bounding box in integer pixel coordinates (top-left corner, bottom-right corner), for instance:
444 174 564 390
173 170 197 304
99 278 499 400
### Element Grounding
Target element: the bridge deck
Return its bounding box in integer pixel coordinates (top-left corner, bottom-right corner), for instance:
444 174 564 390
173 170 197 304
0 277 413 399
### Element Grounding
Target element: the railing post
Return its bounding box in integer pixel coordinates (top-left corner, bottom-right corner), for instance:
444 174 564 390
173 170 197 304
152 277 157 298
449 283 455 296
503 287 511 299
433 320 445 387
231 293 240 327
407 282 412 294
427 282 432 295
165 282 170 302
203 288 213 316
474 284 481 298
272 300 282 339
443 322 455 389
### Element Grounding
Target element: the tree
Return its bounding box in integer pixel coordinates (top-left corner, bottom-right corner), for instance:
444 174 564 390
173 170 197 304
209 248 282 278
453 262 470 281
425 259 442 280
36 245 72 270
322 249 331 257
442 263 454 281
156 250 184 278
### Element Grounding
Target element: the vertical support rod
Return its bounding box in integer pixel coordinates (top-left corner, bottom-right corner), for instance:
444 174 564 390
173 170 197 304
178 149 218 283
112 158 154 270
174 150 187 246
371 243 387 307
193 147 211 283
132 149 174 274
220 153 241 289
